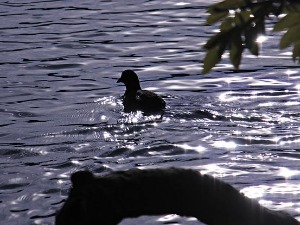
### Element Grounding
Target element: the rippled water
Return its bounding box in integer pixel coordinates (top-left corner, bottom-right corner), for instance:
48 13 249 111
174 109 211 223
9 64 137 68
1 0 300 225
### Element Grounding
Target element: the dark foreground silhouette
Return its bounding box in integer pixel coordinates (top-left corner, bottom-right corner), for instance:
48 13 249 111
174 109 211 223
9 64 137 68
55 168 299 225
117 70 166 112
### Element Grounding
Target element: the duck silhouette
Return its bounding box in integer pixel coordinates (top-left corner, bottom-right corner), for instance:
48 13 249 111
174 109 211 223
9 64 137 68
117 70 166 112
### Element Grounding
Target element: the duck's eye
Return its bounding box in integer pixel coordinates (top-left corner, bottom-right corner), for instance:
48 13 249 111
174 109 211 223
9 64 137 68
136 93 141 101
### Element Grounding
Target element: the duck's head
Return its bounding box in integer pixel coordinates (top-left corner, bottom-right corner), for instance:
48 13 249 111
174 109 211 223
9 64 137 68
117 70 141 91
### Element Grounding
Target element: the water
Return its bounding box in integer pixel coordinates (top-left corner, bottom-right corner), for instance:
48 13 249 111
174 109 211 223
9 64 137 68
1 0 300 224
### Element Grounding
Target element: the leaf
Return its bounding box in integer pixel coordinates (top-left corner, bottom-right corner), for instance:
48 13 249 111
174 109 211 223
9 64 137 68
244 18 265 56
208 0 245 13
244 29 258 56
250 42 259 56
206 11 229 25
202 44 226 74
230 30 243 69
251 1 273 18
204 32 227 49
220 17 234 31
279 25 300 49
273 13 300 32
234 10 252 27
256 19 265 34
292 41 300 62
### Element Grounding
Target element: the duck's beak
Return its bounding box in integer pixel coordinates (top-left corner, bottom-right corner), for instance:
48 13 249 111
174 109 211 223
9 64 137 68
117 77 123 83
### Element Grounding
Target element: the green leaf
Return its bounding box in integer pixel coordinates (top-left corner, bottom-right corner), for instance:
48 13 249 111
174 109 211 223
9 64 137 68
234 11 252 27
250 42 259 56
208 0 246 13
204 32 227 49
220 17 234 31
253 19 265 35
279 25 300 49
273 13 300 32
244 30 258 56
292 41 300 62
206 11 229 25
251 1 273 17
244 18 265 56
202 44 226 74
230 31 243 69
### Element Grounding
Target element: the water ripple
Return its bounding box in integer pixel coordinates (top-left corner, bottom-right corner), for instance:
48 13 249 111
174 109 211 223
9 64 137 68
1 0 300 224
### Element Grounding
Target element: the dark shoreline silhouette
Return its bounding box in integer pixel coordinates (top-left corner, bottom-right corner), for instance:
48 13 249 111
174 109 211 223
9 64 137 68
55 168 299 225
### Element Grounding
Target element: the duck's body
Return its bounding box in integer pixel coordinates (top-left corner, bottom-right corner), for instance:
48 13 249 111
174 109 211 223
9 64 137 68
117 70 166 112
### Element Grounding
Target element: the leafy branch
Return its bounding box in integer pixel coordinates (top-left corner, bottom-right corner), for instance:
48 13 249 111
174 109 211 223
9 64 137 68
202 0 300 74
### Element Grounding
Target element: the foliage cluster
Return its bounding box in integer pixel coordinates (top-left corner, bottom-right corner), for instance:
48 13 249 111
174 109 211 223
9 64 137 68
203 0 300 74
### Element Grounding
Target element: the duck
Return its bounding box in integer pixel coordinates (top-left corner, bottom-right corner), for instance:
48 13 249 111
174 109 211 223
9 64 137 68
117 70 166 112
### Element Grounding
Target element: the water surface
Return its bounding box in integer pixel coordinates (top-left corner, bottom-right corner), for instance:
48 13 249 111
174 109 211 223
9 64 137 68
1 0 300 225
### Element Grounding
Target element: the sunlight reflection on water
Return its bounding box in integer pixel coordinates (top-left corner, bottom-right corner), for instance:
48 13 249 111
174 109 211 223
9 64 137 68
212 140 237 149
1 0 300 224
175 143 206 153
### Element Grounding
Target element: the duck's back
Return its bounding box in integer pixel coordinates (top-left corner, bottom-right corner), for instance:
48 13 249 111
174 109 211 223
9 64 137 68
123 90 165 112
137 90 166 111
